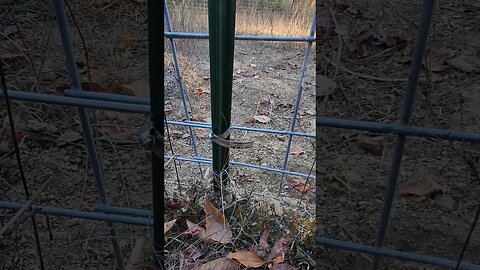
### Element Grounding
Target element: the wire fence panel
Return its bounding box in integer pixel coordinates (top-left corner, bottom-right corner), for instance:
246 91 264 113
316 0 480 269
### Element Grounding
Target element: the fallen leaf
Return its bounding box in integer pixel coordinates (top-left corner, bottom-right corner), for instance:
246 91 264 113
259 230 270 250
291 147 304 156
80 81 109 93
271 253 285 265
204 198 233 244
255 229 271 259
109 80 136 96
202 76 210 81
126 79 150 97
357 135 385 156
192 257 240 270
424 48 455 72
399 176 443 197
316 75 337 97
56 130 82 146
194 87 210 95
276 135 287 142
180 246 202 270
291 178 315 196
447 56 478 72
269 237 293 260
271 263 297 270
5 130 26 144
385 36 405 47
164 219 177 234
184 220 208 241
253 115 271 124
259 95 272 105
227 250 265 268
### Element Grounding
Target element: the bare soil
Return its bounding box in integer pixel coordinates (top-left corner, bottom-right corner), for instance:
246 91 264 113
317 1 480 269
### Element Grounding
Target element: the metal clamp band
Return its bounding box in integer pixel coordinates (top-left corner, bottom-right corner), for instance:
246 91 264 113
209 127 254 149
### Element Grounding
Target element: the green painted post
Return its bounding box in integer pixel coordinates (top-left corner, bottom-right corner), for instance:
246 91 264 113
208 0 237 193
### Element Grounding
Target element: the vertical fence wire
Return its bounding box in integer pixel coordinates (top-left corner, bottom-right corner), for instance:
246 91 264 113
164 0 204 181
370 1 434 269
52 1 124 268
279 11 316 194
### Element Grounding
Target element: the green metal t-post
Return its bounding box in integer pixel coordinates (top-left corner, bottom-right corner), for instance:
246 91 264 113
208 0 236 193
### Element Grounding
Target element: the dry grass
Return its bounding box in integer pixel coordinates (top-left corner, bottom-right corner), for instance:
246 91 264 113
167 0 314 36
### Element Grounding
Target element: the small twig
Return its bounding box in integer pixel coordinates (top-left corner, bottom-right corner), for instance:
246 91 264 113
0 178 52 238
324 56 427 82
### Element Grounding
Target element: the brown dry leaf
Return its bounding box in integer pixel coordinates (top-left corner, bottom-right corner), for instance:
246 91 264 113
269 237 294 260
291 179 315 195
226 250 265 268
291 147 304 156
180 246 202 270
254 115 271 124
204 198 233 244
271 263 297 270
110 80 136 96
447 56 478 72
126 79 150 97
184 220 208 242
259 94 272 105
194 87 211 95
276 134 287 142
316 75 337 97
256 229 271 260
79 81 109 93
271 253 285 265
357 135 385 156
385 36 405 47
399 176 443 197
202 76 210 81
192 257 240 270
259 230 270 250
164 219 177 234
424 48 455 72
56 130 82 146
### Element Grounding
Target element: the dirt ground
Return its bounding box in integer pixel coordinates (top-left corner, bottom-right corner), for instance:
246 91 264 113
317 1 480 269
0 0 316 269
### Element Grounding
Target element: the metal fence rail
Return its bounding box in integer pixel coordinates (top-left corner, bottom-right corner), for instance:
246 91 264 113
315 0 480 269
0 0 316 268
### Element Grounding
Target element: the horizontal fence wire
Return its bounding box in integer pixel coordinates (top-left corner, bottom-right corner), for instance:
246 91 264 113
0 89 314 178
315 237 480 270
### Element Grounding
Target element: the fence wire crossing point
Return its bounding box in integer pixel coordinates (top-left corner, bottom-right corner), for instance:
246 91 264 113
0 0 316 267
316 0 480 269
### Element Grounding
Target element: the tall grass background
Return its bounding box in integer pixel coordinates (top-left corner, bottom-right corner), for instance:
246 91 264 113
166 0 315 36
